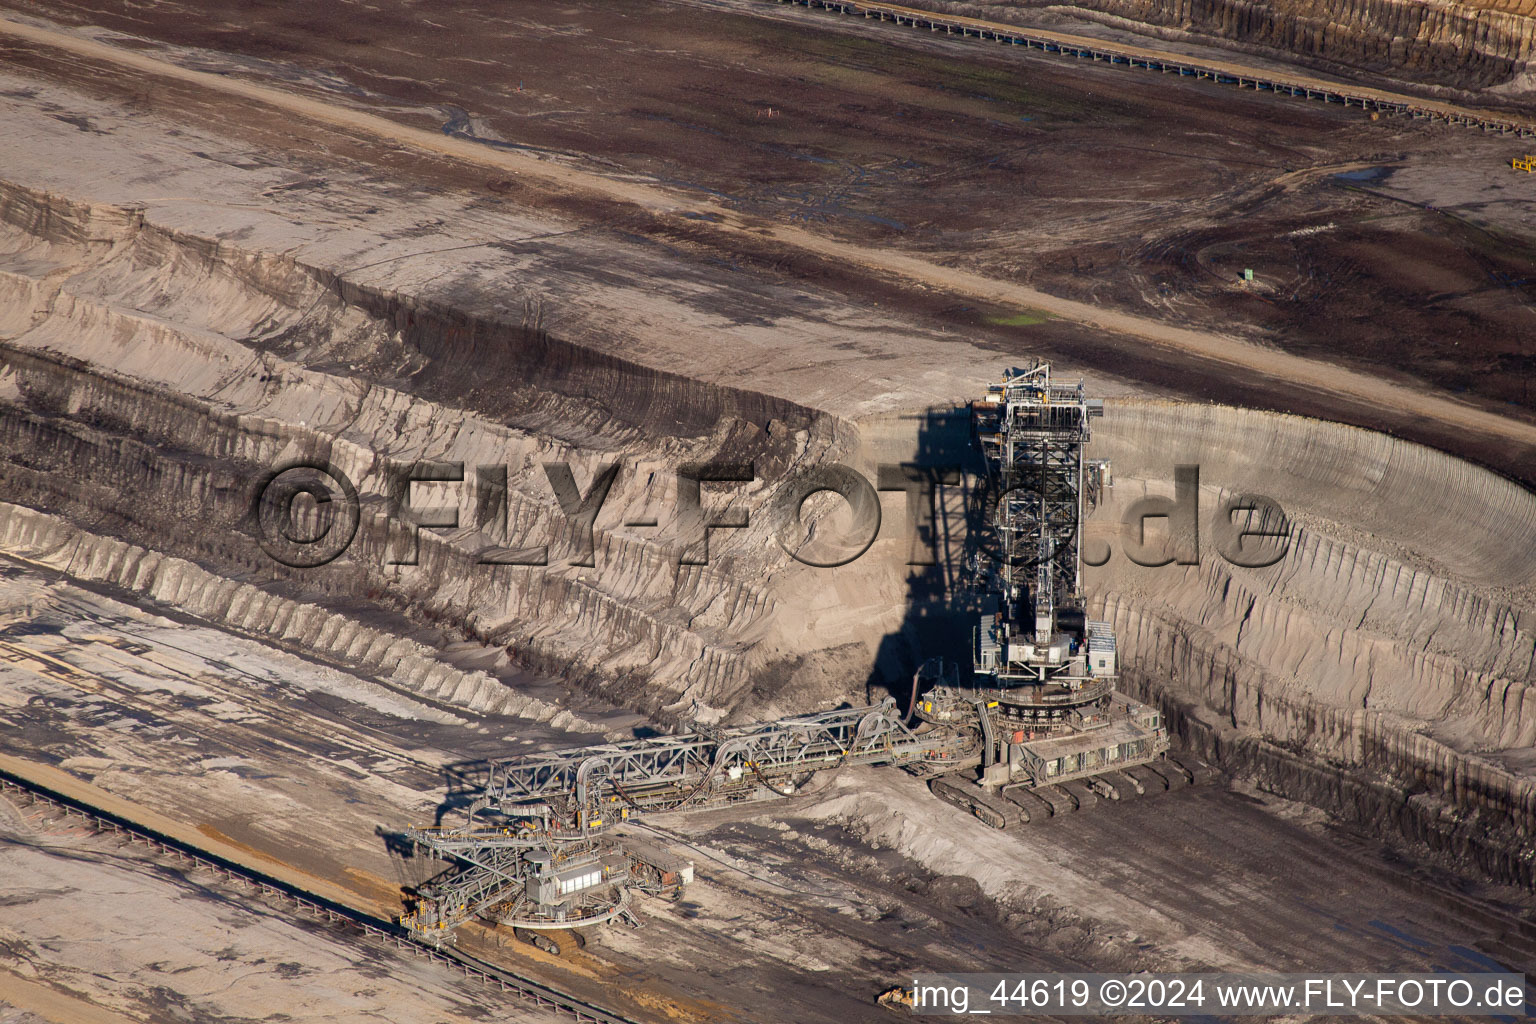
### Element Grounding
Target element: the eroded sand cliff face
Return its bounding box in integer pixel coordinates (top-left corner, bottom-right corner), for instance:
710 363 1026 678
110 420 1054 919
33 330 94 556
935 0 1536 91
0 183 911 724
1087 402 1536 885
1 175 1533 886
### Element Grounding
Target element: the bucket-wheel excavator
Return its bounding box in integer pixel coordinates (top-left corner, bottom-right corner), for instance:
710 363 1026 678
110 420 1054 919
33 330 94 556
401 364 1172 945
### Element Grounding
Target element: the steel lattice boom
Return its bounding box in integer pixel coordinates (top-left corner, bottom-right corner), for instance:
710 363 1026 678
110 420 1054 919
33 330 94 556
402 699 969 940
479 698 962 832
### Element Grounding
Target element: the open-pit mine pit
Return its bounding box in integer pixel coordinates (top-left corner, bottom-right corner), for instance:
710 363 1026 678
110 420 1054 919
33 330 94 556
0 1 1534 1022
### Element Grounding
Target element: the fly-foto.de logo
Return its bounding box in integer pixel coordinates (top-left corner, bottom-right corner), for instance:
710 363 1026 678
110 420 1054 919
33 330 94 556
251 460 1291 571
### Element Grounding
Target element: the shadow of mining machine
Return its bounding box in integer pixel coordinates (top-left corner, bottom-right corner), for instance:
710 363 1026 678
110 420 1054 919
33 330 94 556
400 365 1185 949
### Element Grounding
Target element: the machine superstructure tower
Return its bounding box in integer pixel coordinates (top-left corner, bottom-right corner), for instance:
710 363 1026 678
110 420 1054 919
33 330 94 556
916 363 1166 795
972 362 1109 687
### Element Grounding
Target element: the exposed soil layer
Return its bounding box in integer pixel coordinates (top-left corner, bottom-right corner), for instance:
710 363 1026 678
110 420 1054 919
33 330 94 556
1082 402 1536 891
3 0 1535 447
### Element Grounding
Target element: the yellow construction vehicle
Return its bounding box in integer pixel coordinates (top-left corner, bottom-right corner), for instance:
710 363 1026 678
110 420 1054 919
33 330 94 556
1513 154 1536 172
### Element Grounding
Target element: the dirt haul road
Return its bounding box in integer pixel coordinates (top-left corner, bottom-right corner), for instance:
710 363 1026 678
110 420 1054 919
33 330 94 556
1 14 1534 463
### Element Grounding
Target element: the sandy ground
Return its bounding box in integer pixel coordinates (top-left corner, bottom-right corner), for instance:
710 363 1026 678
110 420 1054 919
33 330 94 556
0 791 567 1024
2 980 137 1024
0 562 611 911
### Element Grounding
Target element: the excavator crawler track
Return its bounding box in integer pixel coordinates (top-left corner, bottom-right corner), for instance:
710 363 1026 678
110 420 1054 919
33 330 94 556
1125 763 1171 794
1058 780 1100 810
934 755 1221 828
1093 769 1144 800
1000 784 1053 822
1168 755 1221 786
929 776 1020 829
1144 759 1191 791
1030 784 1078 817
